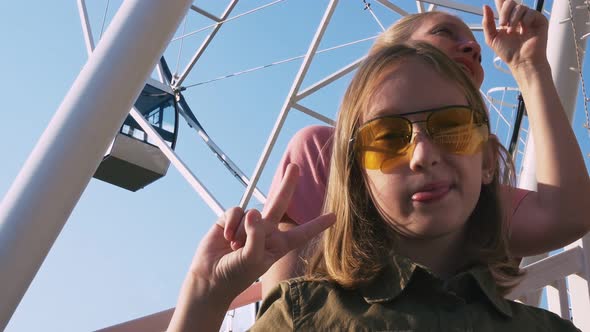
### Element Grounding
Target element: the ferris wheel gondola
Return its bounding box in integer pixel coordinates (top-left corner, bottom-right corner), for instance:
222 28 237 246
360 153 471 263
93 60 180 191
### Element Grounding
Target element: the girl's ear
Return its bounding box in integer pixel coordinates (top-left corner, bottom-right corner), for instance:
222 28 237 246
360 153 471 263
481 135 498 185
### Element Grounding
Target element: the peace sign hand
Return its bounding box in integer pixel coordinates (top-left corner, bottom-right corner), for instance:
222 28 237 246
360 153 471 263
482 0 549 70
187 164 335 301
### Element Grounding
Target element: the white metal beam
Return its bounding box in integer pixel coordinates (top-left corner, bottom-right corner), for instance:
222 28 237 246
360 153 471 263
375 0 409 16
507 246 585 300
239 0 339 208
190 4 222 22
77 0 95 57
146 77 175 94
418 0 485 16
416 1 425 13
546 278 571 320
566 234 590 330
295 56 364 101
292 103 335 126
130 107 225 216
174 0 239 87
175 105 268 204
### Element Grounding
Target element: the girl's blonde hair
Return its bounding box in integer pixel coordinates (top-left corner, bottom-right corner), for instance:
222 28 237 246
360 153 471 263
307 42 521 295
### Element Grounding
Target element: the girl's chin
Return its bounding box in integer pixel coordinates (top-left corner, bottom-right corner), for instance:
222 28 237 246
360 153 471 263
395 220 467 240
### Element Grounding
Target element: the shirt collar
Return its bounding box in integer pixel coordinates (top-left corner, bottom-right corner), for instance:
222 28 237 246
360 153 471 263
360 255 417 304
468 266 513 317
359 255 513 317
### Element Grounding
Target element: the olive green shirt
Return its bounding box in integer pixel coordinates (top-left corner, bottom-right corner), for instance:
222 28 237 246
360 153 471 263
251 256 579 331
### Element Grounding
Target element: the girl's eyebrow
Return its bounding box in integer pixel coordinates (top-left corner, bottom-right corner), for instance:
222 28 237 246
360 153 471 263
364 107 404 121
365 105 472 123
364 107 434 124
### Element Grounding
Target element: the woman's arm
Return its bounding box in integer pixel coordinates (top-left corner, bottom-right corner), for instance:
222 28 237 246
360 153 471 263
260 125 333 296
484 2 590 257
507 61 590 256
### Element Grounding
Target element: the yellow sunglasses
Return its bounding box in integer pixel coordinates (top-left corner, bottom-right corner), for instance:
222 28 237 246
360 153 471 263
352 105 489 171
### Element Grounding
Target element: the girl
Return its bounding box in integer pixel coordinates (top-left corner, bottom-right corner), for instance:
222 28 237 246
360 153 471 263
167 42 580 331
262 1 590 297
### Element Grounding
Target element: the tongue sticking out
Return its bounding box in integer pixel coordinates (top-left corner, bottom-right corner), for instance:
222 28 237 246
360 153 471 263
412 186 450 202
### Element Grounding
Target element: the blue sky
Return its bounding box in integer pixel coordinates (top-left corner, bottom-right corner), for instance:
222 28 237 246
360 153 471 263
1 1 588 331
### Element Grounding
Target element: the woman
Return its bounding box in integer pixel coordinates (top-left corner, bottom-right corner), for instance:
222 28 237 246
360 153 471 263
261 1 590 296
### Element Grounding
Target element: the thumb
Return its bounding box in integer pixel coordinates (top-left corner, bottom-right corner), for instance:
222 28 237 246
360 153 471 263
482 5 497 47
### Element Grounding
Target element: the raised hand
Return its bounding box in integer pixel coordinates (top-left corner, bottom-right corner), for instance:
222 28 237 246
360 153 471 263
482 0 549 69
187 164 335 301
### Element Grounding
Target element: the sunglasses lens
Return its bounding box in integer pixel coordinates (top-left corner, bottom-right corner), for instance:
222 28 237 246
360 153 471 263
355 106 489 171
356 117 412 170
428 107 488 155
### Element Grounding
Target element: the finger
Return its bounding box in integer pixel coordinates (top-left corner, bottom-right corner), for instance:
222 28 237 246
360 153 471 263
262 163 300 224
240 209 264 264
230 241 242 251
232 210 251 249
494 0 506 25
499 0 517 27
233 208 268 250
482 5 498 46
282 213 336 252
508 4 527 33
521 7 537 29
205 222 227 244
494 0 504 13
191 221 232 267
220 207 245 242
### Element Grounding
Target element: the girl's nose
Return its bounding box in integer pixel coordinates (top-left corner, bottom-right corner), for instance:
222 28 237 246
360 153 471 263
408 131 441 171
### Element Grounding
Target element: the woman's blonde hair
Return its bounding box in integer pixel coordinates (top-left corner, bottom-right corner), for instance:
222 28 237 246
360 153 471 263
370 11 445 55
307 42 521 295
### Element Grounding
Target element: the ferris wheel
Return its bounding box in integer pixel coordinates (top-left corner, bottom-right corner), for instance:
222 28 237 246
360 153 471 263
1 1 589 331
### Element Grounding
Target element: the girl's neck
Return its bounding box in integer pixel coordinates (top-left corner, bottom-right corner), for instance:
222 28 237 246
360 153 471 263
393 229 467 278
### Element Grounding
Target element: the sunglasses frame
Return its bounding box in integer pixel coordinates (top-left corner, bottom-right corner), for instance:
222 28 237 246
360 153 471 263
349 105 489 168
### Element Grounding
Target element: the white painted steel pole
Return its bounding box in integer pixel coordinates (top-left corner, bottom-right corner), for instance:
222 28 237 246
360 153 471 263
0 0 192 329
518 0 589 316
518 0 587 190
129 108 225 217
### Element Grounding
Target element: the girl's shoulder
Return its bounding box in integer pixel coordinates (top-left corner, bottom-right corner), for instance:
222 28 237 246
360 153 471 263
506 300 581 331
282 276 339 297
266 277 346 307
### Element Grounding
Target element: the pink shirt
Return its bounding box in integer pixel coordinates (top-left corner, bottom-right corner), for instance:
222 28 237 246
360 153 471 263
267 125 333 224
268 125 530 225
